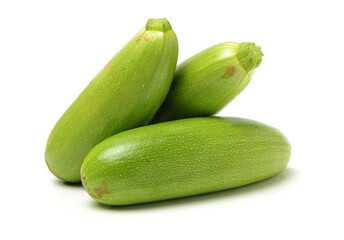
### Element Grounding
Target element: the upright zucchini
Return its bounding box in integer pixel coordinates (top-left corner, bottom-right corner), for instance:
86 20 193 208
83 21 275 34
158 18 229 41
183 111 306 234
81 117 291 206
45 18 178 183
151 42 263 123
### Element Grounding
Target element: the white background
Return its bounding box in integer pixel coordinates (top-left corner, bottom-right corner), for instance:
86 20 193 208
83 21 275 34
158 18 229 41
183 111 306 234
1 0 343 239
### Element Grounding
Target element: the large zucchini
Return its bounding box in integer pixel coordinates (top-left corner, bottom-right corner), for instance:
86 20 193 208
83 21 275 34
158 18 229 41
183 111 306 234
81 117 291 205
45 18 178 182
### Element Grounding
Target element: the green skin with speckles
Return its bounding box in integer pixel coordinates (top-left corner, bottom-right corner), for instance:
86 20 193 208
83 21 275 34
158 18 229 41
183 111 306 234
151 42 263 123
45 18 178 183
81 117 291 206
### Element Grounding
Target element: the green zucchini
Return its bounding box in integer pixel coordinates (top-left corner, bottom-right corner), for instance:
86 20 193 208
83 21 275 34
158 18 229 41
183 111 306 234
151 42 263 123
81 117 291 206
45 18 178 183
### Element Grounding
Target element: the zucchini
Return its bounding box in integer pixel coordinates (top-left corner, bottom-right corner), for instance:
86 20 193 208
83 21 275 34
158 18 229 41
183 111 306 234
45 18 178 183
81 117 291 205
151 42 263 123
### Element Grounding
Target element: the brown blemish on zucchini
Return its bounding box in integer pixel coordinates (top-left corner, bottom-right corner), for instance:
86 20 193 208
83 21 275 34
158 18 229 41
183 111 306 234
136 32 145 42
81 176 97 199
223 66 236 78
81 175 87 186
94 181 110 198
102 58 114 72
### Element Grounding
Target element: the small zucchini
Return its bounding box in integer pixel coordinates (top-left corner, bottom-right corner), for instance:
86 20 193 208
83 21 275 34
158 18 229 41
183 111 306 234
81 117 291 206
151 42 263 123
45 18 178 183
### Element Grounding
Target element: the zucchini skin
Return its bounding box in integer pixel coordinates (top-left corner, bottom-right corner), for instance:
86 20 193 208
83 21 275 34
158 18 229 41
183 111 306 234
81 117 291 206
45 19 178 183
151 42 263 123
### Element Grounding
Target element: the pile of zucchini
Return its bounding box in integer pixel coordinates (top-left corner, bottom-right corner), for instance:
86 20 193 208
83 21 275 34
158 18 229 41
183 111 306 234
45 18 291 206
